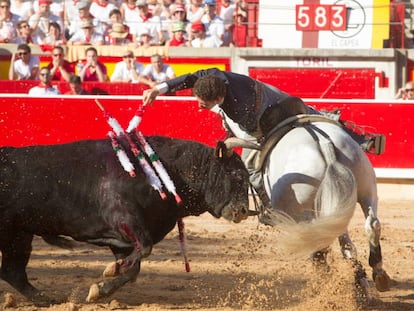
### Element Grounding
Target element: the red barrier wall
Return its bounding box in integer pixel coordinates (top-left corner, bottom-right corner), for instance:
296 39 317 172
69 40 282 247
249 68 378 99
0 95 413 172
306 99 414 170
0 95 225 147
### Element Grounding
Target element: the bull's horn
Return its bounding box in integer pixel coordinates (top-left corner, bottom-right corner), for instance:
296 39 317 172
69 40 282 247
224 137 262 150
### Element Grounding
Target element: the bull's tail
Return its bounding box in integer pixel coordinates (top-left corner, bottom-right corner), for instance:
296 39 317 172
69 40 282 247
268 139 357 257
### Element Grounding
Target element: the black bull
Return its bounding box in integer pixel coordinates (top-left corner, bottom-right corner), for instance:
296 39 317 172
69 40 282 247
0 135 251 305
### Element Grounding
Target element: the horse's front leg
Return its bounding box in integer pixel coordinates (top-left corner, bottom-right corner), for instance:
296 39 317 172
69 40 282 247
365 207 390 292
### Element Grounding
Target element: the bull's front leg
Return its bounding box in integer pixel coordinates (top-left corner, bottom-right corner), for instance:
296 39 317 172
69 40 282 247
86 222 153 302
102 222 153 278
87 261 141 302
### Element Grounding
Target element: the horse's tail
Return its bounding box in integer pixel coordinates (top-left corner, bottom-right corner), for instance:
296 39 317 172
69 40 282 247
268 140 357 257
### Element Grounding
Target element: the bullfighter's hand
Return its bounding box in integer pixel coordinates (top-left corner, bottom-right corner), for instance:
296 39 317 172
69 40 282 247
143 88 160 106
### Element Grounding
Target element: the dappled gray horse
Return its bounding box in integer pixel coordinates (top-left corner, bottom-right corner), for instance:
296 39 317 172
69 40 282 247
227 114 390 299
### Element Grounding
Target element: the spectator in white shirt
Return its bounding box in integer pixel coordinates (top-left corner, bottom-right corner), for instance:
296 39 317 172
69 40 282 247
218 0 235 46
0 0 19 44
8 43 40 80
120 0 139 31
130 0 164 46
67 1 97 39
201 0 224 45
89 0 116 34
28 67 60 96
142 53 176 85
187 0 204 23
68 19 104 46
64 0 81 36
110 50 154 84
10 0 34 21
188 20 222 47
28 0 63 44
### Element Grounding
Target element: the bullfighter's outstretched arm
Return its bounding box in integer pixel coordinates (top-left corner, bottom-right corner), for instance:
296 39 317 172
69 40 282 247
142 68 226 106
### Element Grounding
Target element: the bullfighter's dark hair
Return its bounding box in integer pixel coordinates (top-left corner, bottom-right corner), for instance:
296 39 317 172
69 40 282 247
193 75 226 101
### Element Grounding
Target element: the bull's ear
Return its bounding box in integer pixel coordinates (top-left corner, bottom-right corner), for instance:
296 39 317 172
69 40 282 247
215 141 233 158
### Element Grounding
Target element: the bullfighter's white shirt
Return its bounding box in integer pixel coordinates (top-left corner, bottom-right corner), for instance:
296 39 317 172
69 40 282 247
211 105 258 142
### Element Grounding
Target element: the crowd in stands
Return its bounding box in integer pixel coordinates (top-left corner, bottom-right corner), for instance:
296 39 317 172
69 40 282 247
0 0 248 48
8 41 176 94
1 0 248 90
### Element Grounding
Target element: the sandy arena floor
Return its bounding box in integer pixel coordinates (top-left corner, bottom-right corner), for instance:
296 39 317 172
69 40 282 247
0 199 413 311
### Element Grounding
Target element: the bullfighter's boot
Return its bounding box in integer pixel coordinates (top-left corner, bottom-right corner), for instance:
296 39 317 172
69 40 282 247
343 124 386 155
320 109 386 155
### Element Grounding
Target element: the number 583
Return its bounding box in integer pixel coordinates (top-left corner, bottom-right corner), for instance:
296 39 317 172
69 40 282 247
296 4 347 31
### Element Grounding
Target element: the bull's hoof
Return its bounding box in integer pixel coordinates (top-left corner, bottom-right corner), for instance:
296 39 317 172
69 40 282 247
30 291 58 307
3 292 17 308
374 270 391 292
86 283 100 302
103 261 119 278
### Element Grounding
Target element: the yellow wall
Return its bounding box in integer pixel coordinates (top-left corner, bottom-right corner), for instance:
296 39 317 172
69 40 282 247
372 0 391 48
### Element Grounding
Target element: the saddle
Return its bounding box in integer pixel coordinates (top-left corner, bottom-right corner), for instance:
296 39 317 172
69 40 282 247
256 114 342 171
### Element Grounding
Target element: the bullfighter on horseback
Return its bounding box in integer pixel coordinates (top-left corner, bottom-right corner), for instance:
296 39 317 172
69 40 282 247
142 67 385 206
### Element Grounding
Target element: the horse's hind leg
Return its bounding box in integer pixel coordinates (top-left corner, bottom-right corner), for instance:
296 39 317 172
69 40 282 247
359 200 391 292
338 232 371 301
311 248 330 272
338 231 357 259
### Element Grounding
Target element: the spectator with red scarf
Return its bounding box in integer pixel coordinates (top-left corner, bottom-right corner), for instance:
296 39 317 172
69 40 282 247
166 21 187 47
47 46 75 82
130 0 164 46
28 66 60 96
89 0 116 34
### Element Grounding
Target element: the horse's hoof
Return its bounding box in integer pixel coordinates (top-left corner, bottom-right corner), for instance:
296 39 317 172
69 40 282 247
86 283 100 302
374 270 391 292
103 261 119 278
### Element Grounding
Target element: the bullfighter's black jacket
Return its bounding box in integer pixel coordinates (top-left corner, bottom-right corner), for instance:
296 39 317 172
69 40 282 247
162 68 291 135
